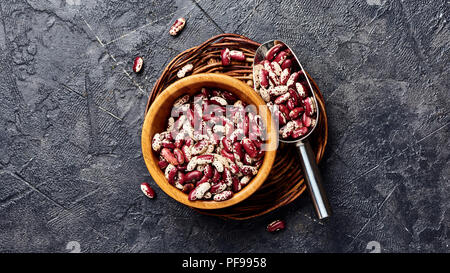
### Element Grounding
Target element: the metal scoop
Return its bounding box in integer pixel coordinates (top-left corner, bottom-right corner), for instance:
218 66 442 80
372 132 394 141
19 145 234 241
253 40 332 219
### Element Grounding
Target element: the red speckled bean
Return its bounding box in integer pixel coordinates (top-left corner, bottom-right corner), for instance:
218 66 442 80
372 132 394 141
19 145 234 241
279 121 295 139
267 220 286 232
165 165 178 185
204 164 214 178
286 99 295 111
182 183 194 193
161 148 179 165
213 190 233 201
289 107 304 120
210 182 227 194
229 162 240 175
302 113 311 127
289 88 301 106
133 57 144 73
274 92 290 104
280 68 290 85
184 170 203 182
232 142 244 161
222 169 233 186
161 140 176 149
173 148 184 164
232 176 241 192
241 165 258 176
140 182 155 199
281 58 292 69
278 104 290 120
181 145 192 162
271 62 282 76
221 48 231 66
303 97 316 116
286 71 300 88
292 127 308 138
221 137 233 153
229 50 246 61
296 82 308 98
188 182 211 201
169 17 186 36
196 174 210 186
278 111 287 126
212 168 221 183
177 171 186 185
274 51 288 65
259 69 269 88
265 44 284 61
191 140 208 155
220 149 235 161
158 160 169 169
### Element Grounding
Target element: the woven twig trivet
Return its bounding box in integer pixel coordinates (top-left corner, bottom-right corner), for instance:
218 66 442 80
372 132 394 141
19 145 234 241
145 33 328 220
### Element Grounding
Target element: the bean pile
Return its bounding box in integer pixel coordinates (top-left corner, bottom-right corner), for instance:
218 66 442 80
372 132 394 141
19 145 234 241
152 88 266 202
254 44 318 140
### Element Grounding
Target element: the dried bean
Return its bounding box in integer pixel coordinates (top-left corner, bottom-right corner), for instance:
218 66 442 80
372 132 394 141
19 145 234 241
182 183 194 193
296 82 308 98
213 190 233 201
274 92 290 104
158 160 169 169
289 107 304 120
177 63 193 78
229 50 246 61
161 148 179 165
281 58 292 69
210 182 227 194
302 113 312 127
259 69 269 88
267 220 286 232
188 182 211 201
169 17 186 36
133 57 143 73
273 51 288 65
173 148 185 164
221 48 231 66
140 182 155 199
265 44 284 61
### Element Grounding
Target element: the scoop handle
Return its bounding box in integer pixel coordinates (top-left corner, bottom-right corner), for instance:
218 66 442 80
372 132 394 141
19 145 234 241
297 141 332 219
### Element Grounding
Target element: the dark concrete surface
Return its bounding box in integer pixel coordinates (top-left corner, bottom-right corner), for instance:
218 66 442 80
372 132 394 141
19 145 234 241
0 0 448 253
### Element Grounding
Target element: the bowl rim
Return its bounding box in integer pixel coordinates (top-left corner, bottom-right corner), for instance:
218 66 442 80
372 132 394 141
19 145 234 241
141 73 277 209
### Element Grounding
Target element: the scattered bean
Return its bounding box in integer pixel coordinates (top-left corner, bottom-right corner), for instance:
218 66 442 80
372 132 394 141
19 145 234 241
133 57 143 73
140 182 155 199
266 220 286 233
169 17 186 36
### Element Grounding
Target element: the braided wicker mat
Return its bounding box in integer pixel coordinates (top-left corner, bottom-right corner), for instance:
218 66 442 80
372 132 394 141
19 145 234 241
145 33 328 220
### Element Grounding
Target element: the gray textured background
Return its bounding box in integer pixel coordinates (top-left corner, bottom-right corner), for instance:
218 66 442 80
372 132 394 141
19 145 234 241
0 0 448 253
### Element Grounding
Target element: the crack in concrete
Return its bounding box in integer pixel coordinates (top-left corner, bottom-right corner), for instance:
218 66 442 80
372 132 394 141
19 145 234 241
350 184 399 244
9 170 69 211
416 120 450 144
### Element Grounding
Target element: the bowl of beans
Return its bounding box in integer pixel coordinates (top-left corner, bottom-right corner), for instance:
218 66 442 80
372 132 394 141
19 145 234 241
142 73 277 209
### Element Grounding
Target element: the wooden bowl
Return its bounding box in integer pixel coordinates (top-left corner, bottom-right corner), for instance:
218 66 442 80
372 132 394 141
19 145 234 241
141 73 277 209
